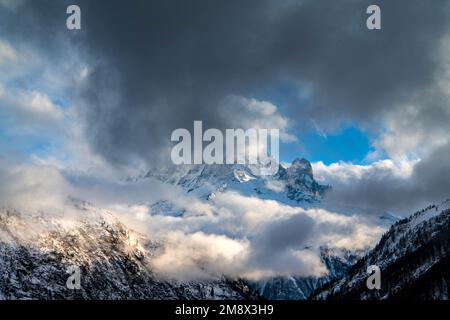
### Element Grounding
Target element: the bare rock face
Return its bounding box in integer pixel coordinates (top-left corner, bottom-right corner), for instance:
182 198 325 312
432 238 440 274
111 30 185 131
146 158 330 204
278 158 330 203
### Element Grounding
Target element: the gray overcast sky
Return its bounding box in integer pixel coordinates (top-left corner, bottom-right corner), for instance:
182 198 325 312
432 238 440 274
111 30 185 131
1 0 450 215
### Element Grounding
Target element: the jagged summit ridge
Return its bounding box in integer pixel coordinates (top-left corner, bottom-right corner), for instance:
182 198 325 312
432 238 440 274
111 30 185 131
146 158 330 205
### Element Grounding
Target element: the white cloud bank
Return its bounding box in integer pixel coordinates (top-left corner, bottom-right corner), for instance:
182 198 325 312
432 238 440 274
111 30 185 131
0 161 383 281
313 153 450 216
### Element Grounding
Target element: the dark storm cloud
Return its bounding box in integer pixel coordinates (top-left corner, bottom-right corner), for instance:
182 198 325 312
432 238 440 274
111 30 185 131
74 0 276 165
76 0 450 163
320 142 450 216
2 0 450 167
277 0 450 128
248 213 316 274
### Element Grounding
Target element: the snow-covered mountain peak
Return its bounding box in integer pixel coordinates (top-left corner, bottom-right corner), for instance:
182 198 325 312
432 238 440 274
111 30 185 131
146 158 330 205
288 158 314 176
233 168 256 183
